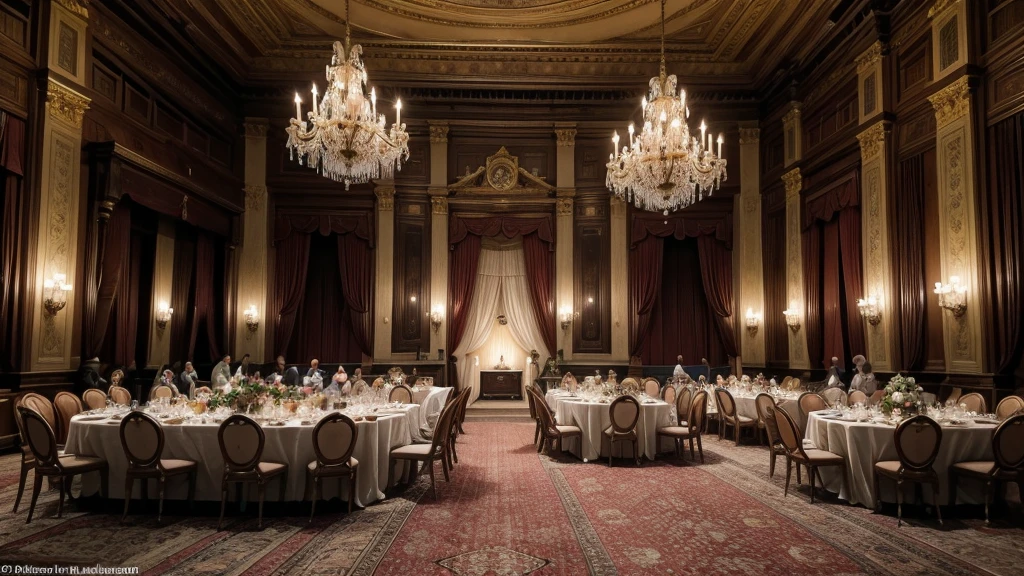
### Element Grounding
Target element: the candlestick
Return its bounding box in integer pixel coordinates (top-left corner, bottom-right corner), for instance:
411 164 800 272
680 90 686 110
294 93 301 122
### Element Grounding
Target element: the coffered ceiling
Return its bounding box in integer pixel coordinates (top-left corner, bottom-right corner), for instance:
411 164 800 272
148 0 842 90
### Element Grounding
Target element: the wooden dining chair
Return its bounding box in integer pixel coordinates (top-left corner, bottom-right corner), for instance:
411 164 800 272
108 386 132 406
216 415 288 529
388 384 413 404
848 390 868 405
642 377 661 397
822 387 848 407
995 395 1024 419
390 400 457 499
949 414 1024 523
150 385 174 400
604 395 641 467
868 390 885 406
11 400 37 513
958 392 987 414
308 412 359 520
775 407 846 503
532 387 582 458
798 392 828 430
620 377 640 393
53 392 83 446
661 384 676 407
755 393 787 479
657 388 705 462
873 415 943 526
714 387 756 445
526 384 543 448
82 388 108 410
120 411 197 523
18 406 108 523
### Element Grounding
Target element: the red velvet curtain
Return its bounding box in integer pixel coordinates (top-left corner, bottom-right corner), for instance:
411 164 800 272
169 230 195 364
628 234 665 359
822 221 843 368
894 155 926 370
449 215 554 248
273 232 311 357
0 113 24 368
337 233 374 357
838 207 865 360
802 224 823 369
114 234 142 367
288 235 363 362
87 206 131 357
641 238 727 365
989 114 1024 372
697 234 738 357
188 233 220 360
523 232 556 356
446 234 482 358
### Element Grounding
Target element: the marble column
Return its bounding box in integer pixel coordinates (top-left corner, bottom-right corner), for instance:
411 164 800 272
146 217 176 368
373 182 396 361
856 121 895 371
927 76 984 374
735 125 765 366
428 122 450 358
609 196 628 362
554 125 576 359
237 119 269 360
783 168 810 369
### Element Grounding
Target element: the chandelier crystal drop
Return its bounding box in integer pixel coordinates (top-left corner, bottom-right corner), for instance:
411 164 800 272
606 0 727 215
285 0 409 190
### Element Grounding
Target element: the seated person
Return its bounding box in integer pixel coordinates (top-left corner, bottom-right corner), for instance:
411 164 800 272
178 361 200 396
110 368 125 390
850 362 877 395
824 356 844 388
212 354 232 392
307 358 327 390
325 365 349 396
283 365 301 386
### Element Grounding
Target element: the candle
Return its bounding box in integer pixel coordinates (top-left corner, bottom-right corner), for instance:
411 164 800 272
371 87 376 118
680 89 686 109
311 84 318 116
294 93 302 121
396 98 402 126
628 123 635 148
717 134 723 158
699 120 706 146
612 132 620 159
708 133 713 153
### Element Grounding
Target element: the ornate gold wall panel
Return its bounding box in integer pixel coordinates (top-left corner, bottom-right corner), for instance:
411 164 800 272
782 168 809 369
736 124 764 366
856 121 894 371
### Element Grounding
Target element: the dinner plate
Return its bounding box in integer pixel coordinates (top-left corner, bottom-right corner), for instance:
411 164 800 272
75 415 107 422
973 418 1001 425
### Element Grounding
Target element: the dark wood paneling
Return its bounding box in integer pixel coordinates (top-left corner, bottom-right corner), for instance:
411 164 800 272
574 142 608 186
573 201 610 354
919 147 945 371
803 78 858 152
761 131 785 176
895 35 933 108
763 182 788 368
987 0 1024 48
0 1 28 51
392 201 431 354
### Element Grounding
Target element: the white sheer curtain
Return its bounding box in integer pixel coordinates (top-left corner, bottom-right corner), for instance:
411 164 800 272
454 238 550 403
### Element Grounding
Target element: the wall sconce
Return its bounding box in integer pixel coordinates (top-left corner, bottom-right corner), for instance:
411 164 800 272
857 294 881 326
42 273 71 316
744 307 761 336
782 307 801 332
559 305 575 331
155 301 174 330
244 304 260 332
934 276 967 317
428 304 444 333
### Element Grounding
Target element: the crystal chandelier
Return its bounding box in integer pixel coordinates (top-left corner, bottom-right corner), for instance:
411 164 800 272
285 0 409 190
606 0 727 215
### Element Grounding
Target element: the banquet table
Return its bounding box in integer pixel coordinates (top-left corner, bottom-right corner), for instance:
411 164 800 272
64 406 422 507
412 386 452 439
804 411 996 508
733 393 801 429
546 391 674 461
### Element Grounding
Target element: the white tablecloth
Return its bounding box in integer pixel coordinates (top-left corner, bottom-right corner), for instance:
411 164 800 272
733 394 801 429
412 386 452 437
805 411 995 508
545 391 673 461
64 408 420 507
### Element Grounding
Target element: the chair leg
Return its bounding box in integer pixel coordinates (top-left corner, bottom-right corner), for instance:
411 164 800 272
769 451 777 479
188 472 196 512
428 460 437 500
26 472 44 523
784 458 792 497
99 467 108 499
122 477 134 523
13 461 29 513
873 472 881 512
809 466 816 504
257 483 266 529
689 438 695 459
696 436 704 464
933 481 943 525
896 478 904 527
984 480 993 524
348 472 356 514
309 477 320 523
218 483 228 530
796 463 802 485
157 478 166 523
947 469 957 508
57 475 68 518
441 453 451 482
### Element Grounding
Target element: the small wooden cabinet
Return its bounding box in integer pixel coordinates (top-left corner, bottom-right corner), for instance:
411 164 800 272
479 370 522 400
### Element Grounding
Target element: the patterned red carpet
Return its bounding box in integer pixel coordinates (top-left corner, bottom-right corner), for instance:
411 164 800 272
1 422 1023 575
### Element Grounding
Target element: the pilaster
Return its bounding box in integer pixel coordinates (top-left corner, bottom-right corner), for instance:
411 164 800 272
928 76 984 373
238 119 269 360
783 168 809 369
609 196 628 361
373 182 396 361
554 124 577 359
147 217 175 368
856 41 884 125
782 103 802 167
856 121 895 371
736 125 765 365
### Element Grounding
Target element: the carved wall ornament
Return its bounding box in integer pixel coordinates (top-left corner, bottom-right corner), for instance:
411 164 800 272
738 128 760 145
244 185 267 212
243 122 268 138
431 195 448 214
180 195 189 220
855 41 883 75
448 146 555 195
782 168 802 198
46 80 90 129
743 196 759 213
555 128 577 147
429 124 449 144
928 76 971 129
856 122 888 162
54 0 89 19
375 186 396 211
556 197 573 216
928 0 959 18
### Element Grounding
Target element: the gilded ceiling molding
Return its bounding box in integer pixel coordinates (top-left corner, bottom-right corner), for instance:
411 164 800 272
928 76 971 128
54 0 89 19
856 121 888 162
244 185 267 212
431 195 448 214
375 186 395 211
555 128 577 147
855 41 883 75
782 168 802 198
429 124 449 144
352 0 666 30
556 197 573 216
928 0 959 18
243 122 269 138
46 79 90 129
738 128 760 145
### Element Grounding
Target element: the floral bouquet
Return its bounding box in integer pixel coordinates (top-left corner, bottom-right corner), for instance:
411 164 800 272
880 374 924 416
209 377 291 413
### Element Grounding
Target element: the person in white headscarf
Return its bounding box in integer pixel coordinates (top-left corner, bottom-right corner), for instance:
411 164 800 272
849 355 867 394
851 361 877 395
212 354 232 391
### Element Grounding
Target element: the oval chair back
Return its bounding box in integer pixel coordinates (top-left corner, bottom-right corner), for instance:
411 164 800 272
608 395 640 434
643 378 661 397
688 390 709 432
893 415 942 472
755 393 780 443
431 400 458 455
714 388 737 420
371 378 385 391
19 393 57 432
18 407 59 470
525 385 538 419
151 385 173 400
789 377 802 391
958 392 987 414
993 414 1024 471
218 415 265 473
661 385 676 407
868 390 884 406
312 413 358 467
109 386 132 406
781 376 793 388
620 377 639 393
798 392 828 422
774 407 804 457
822 387 848 407
82 389 108 410
120 411 164 469
351 381 368 396
389 384 413 404
562 372 577 393
996 396 1024 420
676 387 692 426
53 392 83 445
848 390 868 405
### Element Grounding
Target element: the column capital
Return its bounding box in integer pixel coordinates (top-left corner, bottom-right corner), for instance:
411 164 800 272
243 119 269 139
556 197 573 216
782 168 802 199
738 127 760 145
46 79 90 129
856 121 890 162
54 0 89 19
375 186 395 211
928 76 972 128
855 41 884 75
555 128 577 147
928 0 960 19
431 196 448 214
782 103 802 127
429 122 449 144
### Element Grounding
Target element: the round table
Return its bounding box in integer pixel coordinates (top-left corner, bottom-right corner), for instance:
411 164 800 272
545 391 674 461
732 393 801 429
64 406 422 507
805 411 996 508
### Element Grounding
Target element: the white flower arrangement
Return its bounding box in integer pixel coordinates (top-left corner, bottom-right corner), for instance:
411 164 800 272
881 374 924 415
